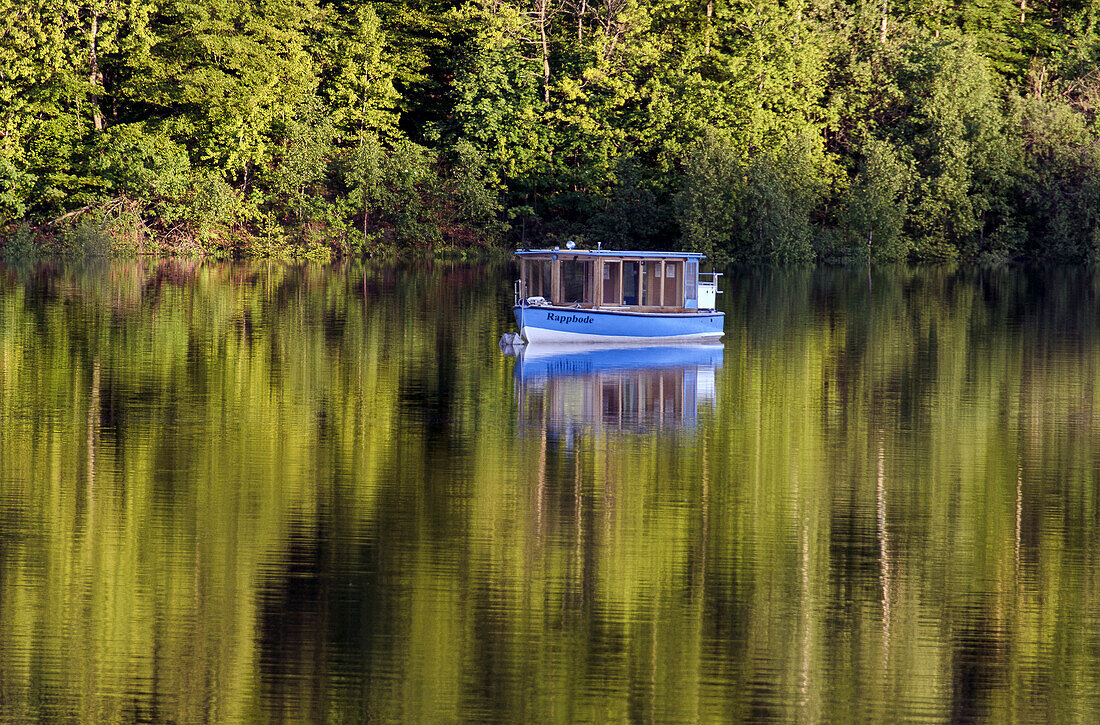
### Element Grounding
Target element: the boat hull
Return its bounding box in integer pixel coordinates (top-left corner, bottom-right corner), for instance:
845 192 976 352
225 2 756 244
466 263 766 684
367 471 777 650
514 305 724 344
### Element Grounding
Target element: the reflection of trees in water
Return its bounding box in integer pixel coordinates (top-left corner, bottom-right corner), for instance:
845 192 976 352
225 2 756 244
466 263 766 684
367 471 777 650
1 262 1100 720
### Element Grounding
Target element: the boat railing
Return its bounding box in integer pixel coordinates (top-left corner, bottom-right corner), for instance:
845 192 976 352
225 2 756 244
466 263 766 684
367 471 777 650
698 271 723 289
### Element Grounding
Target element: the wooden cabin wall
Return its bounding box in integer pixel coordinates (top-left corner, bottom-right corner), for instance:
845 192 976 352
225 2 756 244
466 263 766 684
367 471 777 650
602 261 621 306
664 261 683 307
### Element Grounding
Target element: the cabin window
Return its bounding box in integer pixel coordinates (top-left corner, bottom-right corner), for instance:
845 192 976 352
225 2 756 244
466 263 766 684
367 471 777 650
622 261 640 305
525 259 554 299
561 258 590 304
663 261 683 307
685 260 698 306
602 261 621 306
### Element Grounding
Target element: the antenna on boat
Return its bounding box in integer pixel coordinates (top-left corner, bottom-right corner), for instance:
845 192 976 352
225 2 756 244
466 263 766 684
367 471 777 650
597 241 602 251
566 240 575 250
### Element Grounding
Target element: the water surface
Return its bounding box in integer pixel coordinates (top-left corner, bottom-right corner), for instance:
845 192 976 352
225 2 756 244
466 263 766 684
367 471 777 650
1 260 1098 722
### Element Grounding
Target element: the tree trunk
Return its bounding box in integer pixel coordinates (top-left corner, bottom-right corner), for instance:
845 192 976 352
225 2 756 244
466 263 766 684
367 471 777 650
539 0 551 103
880 0 888 45
89 11 104 131
705 0 713 55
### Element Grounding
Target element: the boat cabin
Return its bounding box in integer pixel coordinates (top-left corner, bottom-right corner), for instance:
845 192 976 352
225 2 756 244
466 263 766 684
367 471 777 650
515 249 717 311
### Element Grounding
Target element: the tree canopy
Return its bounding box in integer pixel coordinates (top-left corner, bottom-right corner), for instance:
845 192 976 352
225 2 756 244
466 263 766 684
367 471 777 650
2 0 1100 261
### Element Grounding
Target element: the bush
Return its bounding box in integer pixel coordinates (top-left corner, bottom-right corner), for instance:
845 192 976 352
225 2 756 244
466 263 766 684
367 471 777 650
88 123 191 205
1 224 40 259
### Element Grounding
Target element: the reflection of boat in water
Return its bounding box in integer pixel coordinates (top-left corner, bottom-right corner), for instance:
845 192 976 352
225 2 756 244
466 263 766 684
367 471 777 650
510 344 723 433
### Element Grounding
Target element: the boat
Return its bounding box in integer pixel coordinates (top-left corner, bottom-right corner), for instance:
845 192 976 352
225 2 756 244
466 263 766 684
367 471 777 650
508 342 723 434
511 245 724 344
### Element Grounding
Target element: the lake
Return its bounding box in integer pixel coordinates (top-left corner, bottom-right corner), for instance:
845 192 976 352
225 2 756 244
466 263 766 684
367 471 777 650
1 260 1099 722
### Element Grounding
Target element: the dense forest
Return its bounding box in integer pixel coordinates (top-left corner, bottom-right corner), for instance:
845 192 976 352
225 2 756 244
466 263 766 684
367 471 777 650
1 0 1099 261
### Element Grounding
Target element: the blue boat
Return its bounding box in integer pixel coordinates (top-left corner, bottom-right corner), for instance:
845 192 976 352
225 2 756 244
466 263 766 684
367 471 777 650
512 247 724 344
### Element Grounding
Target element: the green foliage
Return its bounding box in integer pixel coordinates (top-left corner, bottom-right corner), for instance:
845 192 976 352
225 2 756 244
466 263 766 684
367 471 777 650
887 35 1015 257
1009 86 1100 260
0 157 31 224
0 224 40 259
188 170 240 234
447 3 549 186
676 128 740 257
87 123 191 204
678 129 824 263
271 98 336 221
844 136 913 262
313 3 400 142
729 135 823 264
62 216 119 258
447 138 504 236
345 133 386 220
382 139 441 247
589 154 666 249
3 0 1100 260
141 0 319 180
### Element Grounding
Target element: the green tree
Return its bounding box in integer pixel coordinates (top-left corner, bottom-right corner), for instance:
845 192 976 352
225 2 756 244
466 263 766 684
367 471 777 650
448 138 503 236
447 3 550 188
87 123 191 204
271 97 335 221
312 2 400 143
589 154 667 249
382 140 441 246
138 0 318 188
729 134 823 264
345 132 386 240
676 128 740 257
1010 85 1100 259
891 35 1014 258
845 136 912 261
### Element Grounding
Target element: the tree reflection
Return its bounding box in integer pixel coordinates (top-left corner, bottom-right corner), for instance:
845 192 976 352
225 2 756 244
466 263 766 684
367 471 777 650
0 261 1098 721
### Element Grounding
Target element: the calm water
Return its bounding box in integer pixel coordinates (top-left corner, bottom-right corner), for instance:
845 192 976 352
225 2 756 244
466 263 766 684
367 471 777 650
1 260 1099 723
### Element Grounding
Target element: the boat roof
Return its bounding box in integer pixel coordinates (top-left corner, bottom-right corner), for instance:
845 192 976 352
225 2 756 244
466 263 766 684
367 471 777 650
515 248 706 259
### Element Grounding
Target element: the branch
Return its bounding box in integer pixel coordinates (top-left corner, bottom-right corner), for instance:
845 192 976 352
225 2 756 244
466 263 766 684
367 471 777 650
49 205 92 225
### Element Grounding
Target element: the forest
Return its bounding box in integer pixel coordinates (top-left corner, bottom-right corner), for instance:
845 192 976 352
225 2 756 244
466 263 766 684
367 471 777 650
2 0 1099 262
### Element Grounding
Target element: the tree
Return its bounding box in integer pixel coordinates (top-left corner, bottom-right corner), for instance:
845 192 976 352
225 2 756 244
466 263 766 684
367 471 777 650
312 2 400 143
345 132 386 240
1011 84 1100 259
890 34 1014 258
447 3 550 189
137 0 318 188
676 127 739 257
589 153 666 249
845 136 912 261
271 97 335 221
729 133 823 264
448 139 503 234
